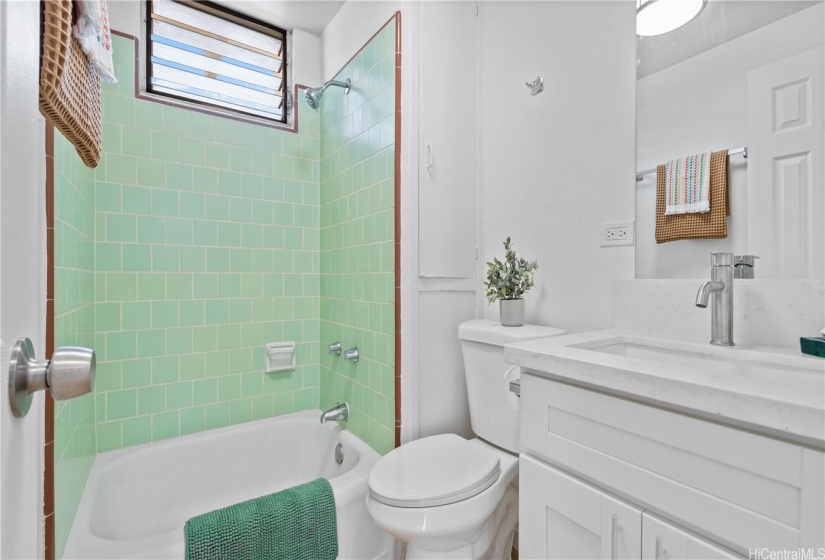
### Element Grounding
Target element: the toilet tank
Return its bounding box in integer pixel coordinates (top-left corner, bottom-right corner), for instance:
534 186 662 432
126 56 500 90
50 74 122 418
458 320 565 453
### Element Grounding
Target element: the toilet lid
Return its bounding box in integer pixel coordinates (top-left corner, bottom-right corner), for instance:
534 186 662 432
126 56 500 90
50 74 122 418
368 434 500 508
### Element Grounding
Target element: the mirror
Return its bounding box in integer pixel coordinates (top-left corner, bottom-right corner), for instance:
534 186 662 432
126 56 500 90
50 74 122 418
635 1 824 279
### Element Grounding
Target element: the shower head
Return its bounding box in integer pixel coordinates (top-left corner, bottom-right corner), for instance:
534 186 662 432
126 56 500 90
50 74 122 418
304 78 351 111
305 87 323 111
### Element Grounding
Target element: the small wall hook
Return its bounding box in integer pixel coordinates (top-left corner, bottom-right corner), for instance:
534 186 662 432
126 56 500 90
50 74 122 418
525 76 544 96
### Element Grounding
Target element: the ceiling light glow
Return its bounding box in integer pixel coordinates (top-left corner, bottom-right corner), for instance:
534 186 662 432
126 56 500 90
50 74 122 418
637 0 707 37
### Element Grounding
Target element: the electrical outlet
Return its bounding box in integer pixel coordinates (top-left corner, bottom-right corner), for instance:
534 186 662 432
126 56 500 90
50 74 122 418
606 227 627 240
600 220 634 247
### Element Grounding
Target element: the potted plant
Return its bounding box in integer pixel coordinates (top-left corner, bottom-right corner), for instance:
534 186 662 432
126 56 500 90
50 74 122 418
484 237 538 327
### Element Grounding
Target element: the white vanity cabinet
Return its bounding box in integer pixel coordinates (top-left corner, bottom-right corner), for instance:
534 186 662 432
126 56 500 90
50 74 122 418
518 372 825 559
520 455 741 560
642 513 740 560
520 455 642 560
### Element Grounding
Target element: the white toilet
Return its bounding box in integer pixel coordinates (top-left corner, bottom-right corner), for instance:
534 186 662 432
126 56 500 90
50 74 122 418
366 320 565 559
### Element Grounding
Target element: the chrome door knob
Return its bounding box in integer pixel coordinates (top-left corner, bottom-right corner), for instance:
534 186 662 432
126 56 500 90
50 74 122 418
48 346 96 400
8 338 95 418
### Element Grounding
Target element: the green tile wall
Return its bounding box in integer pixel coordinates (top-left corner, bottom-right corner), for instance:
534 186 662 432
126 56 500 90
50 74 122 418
53 131 96 558
319 23 396 455
54 28 396 555
90 34 321 453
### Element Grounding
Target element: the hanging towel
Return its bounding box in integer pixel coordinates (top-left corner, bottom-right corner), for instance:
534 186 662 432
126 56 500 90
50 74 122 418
40 0 102 168
655 150 730 243
72 0 117 83
664 152 713 215
184 478 338 560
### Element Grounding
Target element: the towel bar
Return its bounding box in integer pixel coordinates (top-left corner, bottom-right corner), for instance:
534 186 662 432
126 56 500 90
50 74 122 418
636 146 747 181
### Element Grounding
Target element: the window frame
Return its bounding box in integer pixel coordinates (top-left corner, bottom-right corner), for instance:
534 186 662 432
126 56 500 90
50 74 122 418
144 0 291 126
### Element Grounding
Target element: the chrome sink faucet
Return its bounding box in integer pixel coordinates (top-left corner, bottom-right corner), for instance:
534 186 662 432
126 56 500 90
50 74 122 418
320 402 349 424
695 253 734 346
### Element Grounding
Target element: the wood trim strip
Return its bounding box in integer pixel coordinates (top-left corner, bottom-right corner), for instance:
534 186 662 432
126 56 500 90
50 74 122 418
111 29 301 133
393 12 403 449
44 122 56 560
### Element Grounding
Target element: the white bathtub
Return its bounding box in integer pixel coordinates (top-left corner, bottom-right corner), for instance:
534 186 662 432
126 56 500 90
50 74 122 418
64 410 395 559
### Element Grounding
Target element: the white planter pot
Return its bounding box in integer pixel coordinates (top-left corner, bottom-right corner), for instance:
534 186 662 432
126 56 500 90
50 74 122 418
499 299 525 327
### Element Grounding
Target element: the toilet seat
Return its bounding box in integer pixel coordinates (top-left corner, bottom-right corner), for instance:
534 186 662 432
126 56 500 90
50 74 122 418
368 434 501 508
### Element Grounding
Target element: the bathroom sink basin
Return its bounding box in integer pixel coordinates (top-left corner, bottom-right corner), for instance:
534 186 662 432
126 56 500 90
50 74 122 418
503 329 825 448
589 339 818 387
575 336 824 410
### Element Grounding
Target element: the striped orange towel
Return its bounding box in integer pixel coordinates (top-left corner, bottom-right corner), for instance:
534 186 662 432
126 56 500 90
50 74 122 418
664 152 712 215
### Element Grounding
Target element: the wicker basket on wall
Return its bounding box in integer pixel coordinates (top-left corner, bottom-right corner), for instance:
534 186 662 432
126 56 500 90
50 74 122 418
40 0 102 168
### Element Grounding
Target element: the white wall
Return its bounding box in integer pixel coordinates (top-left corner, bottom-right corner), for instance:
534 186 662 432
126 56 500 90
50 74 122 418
414 0 638 437
480 1 637 334
613 279 825 349
636 4 825 279
292 29 321 88
320 0 401 82
417 292 475 439
108 0 141 38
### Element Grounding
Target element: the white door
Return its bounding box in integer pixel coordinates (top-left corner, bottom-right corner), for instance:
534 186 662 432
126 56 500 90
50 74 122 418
642 512 742 560
520 455 643 560
1 1 48 558
747 47 824 280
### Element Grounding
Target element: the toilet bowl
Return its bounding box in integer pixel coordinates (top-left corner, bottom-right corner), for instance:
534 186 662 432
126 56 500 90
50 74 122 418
366 320 565 559
367 436 518 559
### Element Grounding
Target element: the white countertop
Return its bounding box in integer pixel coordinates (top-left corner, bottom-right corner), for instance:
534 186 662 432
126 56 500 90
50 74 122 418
505 329 825 449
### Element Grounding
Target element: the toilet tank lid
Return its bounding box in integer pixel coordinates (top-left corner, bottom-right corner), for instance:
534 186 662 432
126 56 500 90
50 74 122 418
458 319 565 347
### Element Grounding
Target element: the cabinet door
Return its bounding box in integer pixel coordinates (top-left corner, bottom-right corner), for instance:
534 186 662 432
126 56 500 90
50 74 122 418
601 493 644 560
520 455 642 560
642 513 742 560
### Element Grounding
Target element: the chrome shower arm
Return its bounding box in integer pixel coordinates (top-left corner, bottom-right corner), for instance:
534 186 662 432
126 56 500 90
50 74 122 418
325 79 351 93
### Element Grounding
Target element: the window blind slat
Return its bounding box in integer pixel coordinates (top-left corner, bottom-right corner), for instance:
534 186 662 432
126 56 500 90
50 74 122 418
152 65 282 108
151 57 281 98
152 21 281 73
152 12 281 62
153 43 282 92
151 81 282 119
153 0 282 54
151 35 281 78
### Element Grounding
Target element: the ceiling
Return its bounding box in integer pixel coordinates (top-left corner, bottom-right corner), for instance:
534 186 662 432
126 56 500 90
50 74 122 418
219 0 345 36
637 1 820 78
215 1 820 66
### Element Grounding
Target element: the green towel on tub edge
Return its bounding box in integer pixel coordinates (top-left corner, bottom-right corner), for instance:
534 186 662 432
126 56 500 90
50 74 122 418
185 478 338 560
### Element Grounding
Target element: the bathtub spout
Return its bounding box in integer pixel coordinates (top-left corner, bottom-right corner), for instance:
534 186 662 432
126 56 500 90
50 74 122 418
321 402 349 424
